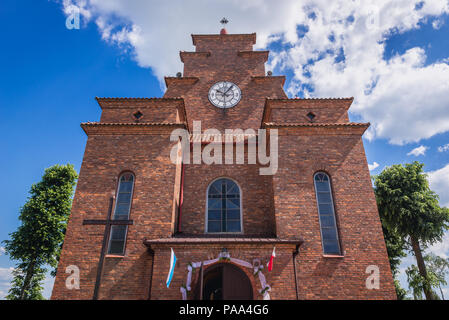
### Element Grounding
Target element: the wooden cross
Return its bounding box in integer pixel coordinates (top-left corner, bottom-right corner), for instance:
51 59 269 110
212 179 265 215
82 196 133 300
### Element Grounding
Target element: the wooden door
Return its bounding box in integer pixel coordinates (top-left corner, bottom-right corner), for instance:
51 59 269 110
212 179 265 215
222 263 253 300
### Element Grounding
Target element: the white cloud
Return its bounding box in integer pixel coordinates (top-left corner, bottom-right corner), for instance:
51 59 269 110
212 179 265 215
368 161 380 171
0 247 5 256
432 18 444 29
407 145 428 156
427 232 449 259
0 267 14 300
42 275 55 299
428 163 449 208
438 143 449 152
61 0 449 145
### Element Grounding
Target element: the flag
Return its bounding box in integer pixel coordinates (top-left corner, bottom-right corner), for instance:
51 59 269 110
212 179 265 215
267 247 276 272
166 248 177 288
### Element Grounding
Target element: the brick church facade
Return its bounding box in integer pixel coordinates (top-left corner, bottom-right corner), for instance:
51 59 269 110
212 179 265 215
52 29 396 300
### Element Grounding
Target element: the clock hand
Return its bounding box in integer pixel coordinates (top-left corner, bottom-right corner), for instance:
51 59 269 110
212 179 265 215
224 85 233 94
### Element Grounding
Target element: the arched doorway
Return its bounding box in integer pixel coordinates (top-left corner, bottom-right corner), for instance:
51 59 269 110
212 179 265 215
195 263 253 300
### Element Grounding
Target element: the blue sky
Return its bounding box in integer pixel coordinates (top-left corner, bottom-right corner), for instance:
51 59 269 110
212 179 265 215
1 0 449 299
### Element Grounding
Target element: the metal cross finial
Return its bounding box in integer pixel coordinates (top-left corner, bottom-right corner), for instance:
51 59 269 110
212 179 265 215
220 17 229 26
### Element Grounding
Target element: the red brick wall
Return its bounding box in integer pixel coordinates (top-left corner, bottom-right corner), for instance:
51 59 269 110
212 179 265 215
100 106 177 123
52 134 178 299
180 155 276 236
98 99 182 124
270 104 349 123
148 244 297 300
271 132 396 299
165 35 286 131
52 32 396 300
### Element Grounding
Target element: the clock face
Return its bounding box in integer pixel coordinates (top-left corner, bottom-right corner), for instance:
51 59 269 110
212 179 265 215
208 81 241 109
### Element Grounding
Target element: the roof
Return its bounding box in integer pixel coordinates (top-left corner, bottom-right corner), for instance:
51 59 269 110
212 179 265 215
263 122 370 128
81 122 185 127
95 97 184 102
237 50 269 61
191 33 256 45
143 237 303 246
179 51 211 62
251 76 286 86
262 122 370 135
95 97 186 110
164 76 199 88
80 122 187 136
266 97 354 101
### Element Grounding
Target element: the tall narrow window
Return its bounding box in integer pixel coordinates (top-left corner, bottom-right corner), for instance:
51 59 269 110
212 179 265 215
314 172 341 255
207 178 241 233
108 173 134 255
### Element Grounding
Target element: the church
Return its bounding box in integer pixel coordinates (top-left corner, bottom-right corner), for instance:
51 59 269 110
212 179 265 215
51 26 396 300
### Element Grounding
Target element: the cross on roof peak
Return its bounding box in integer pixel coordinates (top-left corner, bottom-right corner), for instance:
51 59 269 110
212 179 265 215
220 17 229 35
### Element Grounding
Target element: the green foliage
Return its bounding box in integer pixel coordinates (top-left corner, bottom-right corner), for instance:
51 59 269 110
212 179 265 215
2 164 78 300
406 263 442 300
425 253 449 283
393 279 408 300
381 223 407 277
374 161 449 300
5 268 46 300
374 162 449 244
424 253 449 299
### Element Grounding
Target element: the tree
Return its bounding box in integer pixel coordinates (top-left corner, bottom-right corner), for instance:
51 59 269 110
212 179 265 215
406 263 441 300
381 222 407 298
2 164 78 300
5 268 46 300
393 279 408 300
374 162 449 300
424 253 449 299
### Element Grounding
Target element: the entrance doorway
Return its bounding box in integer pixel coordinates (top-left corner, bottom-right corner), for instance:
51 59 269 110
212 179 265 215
197 263 253 300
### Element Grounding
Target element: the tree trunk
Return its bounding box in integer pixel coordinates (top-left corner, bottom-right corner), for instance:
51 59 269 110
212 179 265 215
410 236 433 300
19 260 36 300
439 285 445 300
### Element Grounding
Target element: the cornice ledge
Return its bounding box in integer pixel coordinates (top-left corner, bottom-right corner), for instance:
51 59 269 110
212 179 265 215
262 122 370 135
191 33 256 45
80 122 187 136
180 51 211 62
251 76 286 86
238 50 269 61
95 97 185 109
164 77 199 87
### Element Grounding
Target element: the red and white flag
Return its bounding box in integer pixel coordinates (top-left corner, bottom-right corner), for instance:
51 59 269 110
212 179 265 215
267 247 276 272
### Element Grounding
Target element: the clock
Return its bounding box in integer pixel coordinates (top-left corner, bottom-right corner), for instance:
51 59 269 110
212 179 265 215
208 81 241 109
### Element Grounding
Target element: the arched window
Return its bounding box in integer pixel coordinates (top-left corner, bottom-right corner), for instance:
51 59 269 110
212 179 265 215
314 172 341 255
108 173 134 255
207 178 241 233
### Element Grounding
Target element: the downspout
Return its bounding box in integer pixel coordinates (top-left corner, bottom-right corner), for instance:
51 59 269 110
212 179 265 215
147 247 155 300
293 244 300 300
